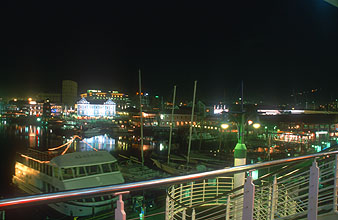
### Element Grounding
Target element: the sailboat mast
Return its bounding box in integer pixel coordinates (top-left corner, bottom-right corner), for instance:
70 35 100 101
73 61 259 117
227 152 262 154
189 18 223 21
139 69 144 167
167 85 176 164
187 80 197 164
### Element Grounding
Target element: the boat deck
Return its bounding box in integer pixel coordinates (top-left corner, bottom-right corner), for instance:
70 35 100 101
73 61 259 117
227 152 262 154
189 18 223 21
18 148 58 162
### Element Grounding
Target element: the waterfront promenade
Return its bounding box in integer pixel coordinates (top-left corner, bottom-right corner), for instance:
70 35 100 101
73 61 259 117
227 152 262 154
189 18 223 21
1 150 338 219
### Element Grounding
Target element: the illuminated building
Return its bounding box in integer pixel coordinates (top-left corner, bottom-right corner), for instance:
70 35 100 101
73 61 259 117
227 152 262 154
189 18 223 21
0 98 4 115
43 99 51 118
62 80 78 107
213 104 229 114
77 97 116 117
80 90 130 110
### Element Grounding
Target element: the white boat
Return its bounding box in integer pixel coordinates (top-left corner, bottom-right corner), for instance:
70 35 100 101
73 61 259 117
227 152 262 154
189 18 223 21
12 149 125 217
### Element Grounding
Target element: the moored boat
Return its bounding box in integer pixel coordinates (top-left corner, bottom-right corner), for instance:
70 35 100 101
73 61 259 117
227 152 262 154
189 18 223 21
12 148 125 217
151 158 207 176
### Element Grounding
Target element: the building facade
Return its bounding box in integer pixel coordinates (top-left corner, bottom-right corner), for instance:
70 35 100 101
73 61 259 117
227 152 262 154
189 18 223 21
77 97 116 117
62 80 78 107
80 90 130 110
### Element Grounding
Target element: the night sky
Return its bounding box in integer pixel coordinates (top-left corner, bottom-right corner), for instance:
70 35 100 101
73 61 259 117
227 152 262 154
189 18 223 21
1 0 338 104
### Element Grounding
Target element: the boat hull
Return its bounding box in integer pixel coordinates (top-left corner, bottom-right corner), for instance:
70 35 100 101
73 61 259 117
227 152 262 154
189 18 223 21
13 174 116 217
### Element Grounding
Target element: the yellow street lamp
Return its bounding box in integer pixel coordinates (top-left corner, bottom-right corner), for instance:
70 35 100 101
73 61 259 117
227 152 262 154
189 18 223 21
253 123 261 129
221 123 229 129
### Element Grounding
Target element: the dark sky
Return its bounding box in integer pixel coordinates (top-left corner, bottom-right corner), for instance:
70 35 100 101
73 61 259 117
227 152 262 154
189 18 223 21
1 0 338 104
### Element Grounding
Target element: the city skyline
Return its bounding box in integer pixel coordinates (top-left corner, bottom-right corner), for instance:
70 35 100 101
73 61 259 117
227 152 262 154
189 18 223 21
1 1 338 104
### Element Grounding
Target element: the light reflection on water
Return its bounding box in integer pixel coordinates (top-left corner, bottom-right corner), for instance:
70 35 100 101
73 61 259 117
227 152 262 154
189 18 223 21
0 123 175 159
78 134 116 152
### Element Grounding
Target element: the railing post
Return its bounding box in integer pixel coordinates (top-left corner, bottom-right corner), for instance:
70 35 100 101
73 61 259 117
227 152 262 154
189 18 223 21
270 175 278 220
180 184 183 203
334 154 338 213
114 191 129 220
182 208 186 220
192 208 196 220
307 159 319 220
165 195 170 220
190 182 194 207
242 171 255 220
284 190 288 217
171 186 175 219
202 179 205 202
216 178 219 204
226 195 231 220
267 183 272 218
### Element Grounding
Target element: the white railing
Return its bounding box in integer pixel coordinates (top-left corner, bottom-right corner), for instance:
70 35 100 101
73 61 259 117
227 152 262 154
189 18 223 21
1 151 338 219
166 154 338 220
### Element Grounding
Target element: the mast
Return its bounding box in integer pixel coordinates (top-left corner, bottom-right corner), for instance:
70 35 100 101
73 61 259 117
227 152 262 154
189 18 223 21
239 80 244 144
139 69 144 167
187 80 197 165
167 85 176 164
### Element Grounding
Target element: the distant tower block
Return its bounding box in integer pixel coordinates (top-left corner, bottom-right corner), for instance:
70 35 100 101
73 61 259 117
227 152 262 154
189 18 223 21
324 0 338 7
62 80 78 107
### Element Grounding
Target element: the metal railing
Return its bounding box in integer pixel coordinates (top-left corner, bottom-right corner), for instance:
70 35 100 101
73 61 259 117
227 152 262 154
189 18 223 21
1 150 338 219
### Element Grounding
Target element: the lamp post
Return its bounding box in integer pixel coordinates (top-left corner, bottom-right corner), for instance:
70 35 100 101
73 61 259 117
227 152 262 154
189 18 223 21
233 112 261 220
234 112 247 189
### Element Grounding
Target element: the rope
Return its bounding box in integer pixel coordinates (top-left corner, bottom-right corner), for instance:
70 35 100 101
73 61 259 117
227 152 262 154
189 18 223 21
47 139 74 151
47 134 98 156
20 154 50 163
80 139 98 151
61 141 73 155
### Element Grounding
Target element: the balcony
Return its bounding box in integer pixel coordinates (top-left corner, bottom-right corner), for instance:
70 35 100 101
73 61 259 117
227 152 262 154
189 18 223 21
1 150 338 219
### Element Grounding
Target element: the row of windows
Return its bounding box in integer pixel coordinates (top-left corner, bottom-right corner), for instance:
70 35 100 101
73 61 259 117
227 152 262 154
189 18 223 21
27 159 53 176
44 181 59 193
92 96 125 100
26 159 119 180
61 162 119 180
79 110 114 114
79 105 115 109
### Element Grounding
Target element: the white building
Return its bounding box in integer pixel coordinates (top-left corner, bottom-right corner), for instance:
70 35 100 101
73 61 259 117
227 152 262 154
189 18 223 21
77 98 116 117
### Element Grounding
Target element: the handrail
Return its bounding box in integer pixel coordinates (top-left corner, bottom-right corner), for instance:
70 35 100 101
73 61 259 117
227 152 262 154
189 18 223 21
1 150 338 210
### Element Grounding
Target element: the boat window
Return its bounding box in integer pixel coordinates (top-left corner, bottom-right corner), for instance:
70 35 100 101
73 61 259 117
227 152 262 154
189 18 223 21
110 162 119 172
42 164 46 174
62 168 74 180
85 165 101 175
94 197 101 202
84 198 93 203
49 166 53 176
101 163 111 173
46 165 50 176
74 167 86 178
53 167 59 179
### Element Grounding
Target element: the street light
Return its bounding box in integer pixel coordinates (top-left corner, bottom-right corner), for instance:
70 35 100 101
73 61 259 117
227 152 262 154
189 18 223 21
253 123 261 129
221 123 229 130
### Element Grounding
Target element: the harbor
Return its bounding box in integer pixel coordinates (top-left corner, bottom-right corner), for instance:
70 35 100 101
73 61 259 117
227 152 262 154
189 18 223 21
1 106 338 219
1 1 338 218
